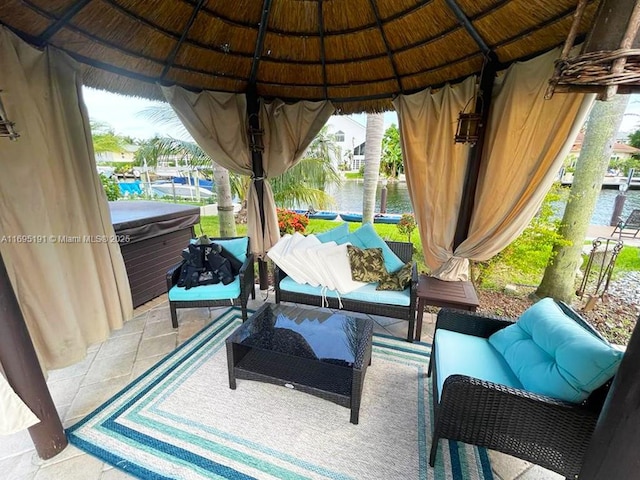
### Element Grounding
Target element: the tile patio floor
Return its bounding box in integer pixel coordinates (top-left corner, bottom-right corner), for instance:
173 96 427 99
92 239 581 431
0 288 563 480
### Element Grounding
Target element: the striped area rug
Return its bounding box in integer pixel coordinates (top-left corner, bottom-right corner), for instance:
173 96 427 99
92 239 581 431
68 307 493 480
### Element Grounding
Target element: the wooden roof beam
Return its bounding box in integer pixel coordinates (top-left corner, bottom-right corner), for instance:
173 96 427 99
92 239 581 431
249 0 274 86
35 0 93 47
443 0 491 55
368 0 403 93
161 0 206 80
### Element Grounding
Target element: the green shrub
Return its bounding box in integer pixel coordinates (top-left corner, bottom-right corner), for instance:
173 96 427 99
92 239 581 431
99 173 121 201
396 213 416 243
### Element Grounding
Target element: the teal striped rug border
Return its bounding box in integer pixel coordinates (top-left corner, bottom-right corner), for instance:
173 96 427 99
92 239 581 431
67 307 493 480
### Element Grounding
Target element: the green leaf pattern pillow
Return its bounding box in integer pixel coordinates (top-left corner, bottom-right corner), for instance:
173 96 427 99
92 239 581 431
347 245 388 282
377 262 412 291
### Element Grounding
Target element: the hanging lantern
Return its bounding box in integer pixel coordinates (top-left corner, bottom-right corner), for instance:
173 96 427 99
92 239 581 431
454 111 482 145
0 92 19 141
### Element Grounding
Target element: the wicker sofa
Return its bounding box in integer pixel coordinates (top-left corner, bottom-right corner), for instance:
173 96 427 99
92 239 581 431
274 239 418 342
428 302 621 478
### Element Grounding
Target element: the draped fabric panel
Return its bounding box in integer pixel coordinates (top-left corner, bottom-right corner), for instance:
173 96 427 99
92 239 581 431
395 48 593 281
161 86 252 176
393 77 476 272
164 85 334 258
0 27 133 371
253 99 335 256
260 99 336 177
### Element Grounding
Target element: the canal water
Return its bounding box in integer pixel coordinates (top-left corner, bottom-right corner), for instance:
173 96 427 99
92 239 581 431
327 180 640 226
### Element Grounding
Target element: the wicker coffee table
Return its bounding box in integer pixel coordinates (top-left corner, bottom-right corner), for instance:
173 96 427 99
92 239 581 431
225 303 373 424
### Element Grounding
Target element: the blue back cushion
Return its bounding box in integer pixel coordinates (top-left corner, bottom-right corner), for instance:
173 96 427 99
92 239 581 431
212 237 248 263
489 298 623 403
316 223 350 243
339 223 404 273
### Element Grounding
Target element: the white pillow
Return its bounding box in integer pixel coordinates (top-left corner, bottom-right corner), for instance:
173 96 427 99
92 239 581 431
305 241 339 290
267 233 308 285
289 234 322 285
323 242 367 294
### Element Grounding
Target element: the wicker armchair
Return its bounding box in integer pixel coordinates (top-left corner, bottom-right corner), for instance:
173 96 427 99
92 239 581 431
166 237 255 327
427 304 613 479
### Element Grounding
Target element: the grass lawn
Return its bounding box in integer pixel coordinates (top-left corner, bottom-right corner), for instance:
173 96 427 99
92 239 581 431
343 172 363 180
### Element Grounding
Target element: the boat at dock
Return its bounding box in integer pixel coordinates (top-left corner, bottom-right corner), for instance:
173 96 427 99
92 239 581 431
292 209 339 220
339 212 404 224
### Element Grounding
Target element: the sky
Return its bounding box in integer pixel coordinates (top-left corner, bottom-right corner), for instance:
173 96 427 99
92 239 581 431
82 86 640 141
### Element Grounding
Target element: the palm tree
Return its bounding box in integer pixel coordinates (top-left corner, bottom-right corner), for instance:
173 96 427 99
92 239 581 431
137 106 237 237
90 121 128 154
536 95 629 302
381 124 403 180
269 126 342 209
229 126 342 214
362 113 385 223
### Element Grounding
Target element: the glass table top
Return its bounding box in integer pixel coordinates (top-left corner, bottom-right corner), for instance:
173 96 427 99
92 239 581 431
232 304 371 367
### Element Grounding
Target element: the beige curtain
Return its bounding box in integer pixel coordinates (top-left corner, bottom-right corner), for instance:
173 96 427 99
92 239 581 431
393 76 476 270
0 27 133 370
396 48 593 281
255 99 335 256
163 86 334 257
160 86 253 175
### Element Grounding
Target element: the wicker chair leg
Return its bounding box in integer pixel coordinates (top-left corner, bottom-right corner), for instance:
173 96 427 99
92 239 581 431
170 302 178 328
427 348 434 377
251 283 256 299
241 300 248 322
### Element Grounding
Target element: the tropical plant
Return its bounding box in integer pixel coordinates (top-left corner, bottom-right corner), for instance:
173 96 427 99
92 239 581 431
276 209 309 235
99 173 121 201
396 213 416 243
362 113 385 223
628 127 640 150
90 121 128 154
269 126 342 209
381 124 403 179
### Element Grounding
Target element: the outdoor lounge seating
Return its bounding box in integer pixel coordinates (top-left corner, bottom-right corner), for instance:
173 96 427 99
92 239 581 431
271 223 418 342
428 299 623 479
612 209 640 238
166 236 255 326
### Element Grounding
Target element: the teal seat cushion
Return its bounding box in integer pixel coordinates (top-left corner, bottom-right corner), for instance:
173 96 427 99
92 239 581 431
489 298 623 403
279 276 410 306
338 223 404 273
435 329 522 401
169 277 241 301
316 223 350 243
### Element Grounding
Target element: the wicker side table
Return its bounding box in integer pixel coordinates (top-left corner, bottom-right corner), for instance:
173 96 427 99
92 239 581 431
415 275 479 340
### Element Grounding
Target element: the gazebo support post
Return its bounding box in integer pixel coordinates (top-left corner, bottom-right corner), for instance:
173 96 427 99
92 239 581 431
579 316 640 479
0 251 67 459
246 84 269 289
453 55 498 250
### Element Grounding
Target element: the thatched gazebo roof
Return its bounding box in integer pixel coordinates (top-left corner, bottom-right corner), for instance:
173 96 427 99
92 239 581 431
0 0 599 113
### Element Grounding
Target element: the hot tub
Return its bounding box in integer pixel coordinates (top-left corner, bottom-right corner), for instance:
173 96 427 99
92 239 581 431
109 201 200 308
